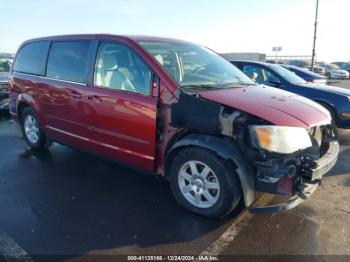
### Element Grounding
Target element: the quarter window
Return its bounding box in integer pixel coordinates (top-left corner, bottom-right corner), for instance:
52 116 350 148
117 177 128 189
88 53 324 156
46 41 90 83
94 42 152 96
13 41 49 75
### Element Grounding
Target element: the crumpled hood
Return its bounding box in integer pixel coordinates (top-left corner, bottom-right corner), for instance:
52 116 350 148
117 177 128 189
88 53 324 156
198 85 331 129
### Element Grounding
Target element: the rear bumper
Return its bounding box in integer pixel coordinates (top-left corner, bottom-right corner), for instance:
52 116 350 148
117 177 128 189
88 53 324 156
250 141 339 214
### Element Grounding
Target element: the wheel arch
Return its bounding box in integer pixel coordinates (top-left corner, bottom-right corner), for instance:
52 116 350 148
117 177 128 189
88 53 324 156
17 101 31 120
16 94 46 128
165 133 255 207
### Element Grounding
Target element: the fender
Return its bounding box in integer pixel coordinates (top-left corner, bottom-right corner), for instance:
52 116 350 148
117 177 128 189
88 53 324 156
165 133 255 207
16 93 35 115
16 93 46 127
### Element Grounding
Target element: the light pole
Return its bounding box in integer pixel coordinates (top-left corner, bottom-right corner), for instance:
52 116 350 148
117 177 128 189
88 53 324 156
311 0 319 71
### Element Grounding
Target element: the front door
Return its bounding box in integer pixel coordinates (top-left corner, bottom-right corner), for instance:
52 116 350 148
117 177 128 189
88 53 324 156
84 41 158 171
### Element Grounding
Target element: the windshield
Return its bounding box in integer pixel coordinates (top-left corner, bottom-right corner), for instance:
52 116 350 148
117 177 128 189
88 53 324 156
138 41 253 91
270 64 307 84
327 64 340 70
0 57 11 73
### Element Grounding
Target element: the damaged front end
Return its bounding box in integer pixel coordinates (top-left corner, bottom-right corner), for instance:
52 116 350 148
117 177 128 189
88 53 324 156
249 124 339 213
250 124 338 194
169 92 339 213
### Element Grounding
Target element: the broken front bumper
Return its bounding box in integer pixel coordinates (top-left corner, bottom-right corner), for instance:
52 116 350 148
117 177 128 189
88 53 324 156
250 141 339 214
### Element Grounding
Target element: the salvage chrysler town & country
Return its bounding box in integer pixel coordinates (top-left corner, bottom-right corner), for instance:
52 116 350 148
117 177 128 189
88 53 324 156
8 35 339 218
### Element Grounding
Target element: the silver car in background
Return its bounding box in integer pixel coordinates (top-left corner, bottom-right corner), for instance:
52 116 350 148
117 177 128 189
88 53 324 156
319 63 349 79
286 59 325 75
332 62 350 78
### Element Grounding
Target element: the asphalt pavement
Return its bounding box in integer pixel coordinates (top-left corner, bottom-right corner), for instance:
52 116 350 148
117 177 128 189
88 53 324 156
0 81 350 262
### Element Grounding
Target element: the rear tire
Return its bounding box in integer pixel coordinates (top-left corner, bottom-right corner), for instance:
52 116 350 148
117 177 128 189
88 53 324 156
169 147 242 218
20 107 52 150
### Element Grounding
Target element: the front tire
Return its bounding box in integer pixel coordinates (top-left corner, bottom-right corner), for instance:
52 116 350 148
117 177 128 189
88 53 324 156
20 107 51 150
169 147 242 218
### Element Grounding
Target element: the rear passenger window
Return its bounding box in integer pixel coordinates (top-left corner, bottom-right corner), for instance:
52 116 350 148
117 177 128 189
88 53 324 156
13 41 49 75
46 41 90 83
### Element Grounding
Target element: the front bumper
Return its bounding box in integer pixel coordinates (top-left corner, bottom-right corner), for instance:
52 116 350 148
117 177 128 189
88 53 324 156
250 141 339 213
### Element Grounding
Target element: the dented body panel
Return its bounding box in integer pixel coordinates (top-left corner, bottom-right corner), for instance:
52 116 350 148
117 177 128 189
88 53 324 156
164 90 338 208
198 85 332 129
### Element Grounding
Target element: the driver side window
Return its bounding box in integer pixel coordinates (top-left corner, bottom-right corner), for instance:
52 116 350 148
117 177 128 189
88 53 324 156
243 65 280 85
94 42 152 96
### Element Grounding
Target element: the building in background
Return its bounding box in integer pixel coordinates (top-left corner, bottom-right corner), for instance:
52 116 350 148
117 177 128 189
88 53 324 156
220 52 266 61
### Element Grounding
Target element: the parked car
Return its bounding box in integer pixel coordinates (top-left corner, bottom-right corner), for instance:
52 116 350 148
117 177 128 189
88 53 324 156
286 59 312 69
0 54 12 111
319 63 349 79
266 60 284 64
9 35 338 218
232 60 350 129
332 62 350 78
282 65 327 84
285 59 325 75
312 65 326 75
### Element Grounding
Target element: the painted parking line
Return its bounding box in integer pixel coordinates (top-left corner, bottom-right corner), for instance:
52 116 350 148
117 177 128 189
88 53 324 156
195 194 276 258
0 229 33 262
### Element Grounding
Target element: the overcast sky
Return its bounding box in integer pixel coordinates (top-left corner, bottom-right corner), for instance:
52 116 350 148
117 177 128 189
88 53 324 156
0 0 349 62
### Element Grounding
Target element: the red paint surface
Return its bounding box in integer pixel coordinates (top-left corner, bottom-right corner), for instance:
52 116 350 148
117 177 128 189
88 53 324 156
199 85 331 128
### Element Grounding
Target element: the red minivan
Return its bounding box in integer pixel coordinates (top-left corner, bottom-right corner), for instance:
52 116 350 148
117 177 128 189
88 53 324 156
8 35 339 218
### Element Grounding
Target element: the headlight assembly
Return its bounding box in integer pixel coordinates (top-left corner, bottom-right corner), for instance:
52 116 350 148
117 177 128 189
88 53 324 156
251 125 312 154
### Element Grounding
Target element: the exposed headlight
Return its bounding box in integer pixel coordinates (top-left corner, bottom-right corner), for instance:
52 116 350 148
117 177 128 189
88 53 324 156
251 125 312 154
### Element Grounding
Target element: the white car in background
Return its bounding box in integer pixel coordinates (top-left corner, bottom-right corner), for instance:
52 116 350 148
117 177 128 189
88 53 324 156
319 63 349 79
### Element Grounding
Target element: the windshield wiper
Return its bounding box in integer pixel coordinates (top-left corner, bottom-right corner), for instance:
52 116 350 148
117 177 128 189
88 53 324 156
217 82 254 88
181 84 217 89
181 82 254 90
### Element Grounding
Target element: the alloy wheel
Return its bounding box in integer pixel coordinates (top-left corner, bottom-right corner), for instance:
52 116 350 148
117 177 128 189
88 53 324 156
178 160 220 208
